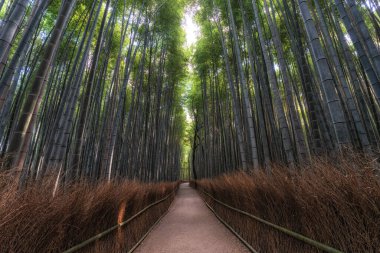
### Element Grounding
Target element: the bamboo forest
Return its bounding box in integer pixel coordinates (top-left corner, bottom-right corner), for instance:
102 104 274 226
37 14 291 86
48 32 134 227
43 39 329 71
0 0 379 252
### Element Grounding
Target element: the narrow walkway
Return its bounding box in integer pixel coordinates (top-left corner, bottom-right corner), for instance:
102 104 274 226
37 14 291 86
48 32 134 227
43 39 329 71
135 183 249 253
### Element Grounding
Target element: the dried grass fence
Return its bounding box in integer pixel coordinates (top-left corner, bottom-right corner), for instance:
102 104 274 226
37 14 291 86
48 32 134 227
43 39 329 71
0 171 178 253
195 156 380 252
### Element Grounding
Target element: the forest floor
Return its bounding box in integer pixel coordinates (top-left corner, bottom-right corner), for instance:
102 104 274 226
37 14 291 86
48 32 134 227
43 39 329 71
135 182 248 253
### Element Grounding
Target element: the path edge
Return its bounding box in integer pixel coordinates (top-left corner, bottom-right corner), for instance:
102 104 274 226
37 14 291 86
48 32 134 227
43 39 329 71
129 194 176 253
200 193 258 253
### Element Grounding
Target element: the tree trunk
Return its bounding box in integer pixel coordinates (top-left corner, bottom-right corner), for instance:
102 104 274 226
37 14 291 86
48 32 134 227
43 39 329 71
227 0 259 169
0 0 29 74
216 18 248 170
298 0 350 148
6 0 76 169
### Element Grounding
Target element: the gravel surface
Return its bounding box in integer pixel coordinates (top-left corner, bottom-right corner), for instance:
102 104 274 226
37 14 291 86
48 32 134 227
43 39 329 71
135 183 249 253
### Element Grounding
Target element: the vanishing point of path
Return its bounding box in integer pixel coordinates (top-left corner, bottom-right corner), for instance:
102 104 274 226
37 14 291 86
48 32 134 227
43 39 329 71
135 183 249 253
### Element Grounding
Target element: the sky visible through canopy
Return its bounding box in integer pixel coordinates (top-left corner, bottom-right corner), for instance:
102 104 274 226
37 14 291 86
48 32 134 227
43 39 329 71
181 6 200 124
182 5 200 48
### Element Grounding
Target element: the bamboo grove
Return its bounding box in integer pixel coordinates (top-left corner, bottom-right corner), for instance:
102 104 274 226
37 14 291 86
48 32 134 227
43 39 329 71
0 0 379 185
0 0 187 185
189 0 380 179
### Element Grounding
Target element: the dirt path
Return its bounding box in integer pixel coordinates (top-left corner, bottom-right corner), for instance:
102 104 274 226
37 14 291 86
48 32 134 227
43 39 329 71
135 183 249 253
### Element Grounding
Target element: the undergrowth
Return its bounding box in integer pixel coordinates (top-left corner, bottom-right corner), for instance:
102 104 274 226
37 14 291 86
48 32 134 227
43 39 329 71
195 155 380 252
0 171 178 253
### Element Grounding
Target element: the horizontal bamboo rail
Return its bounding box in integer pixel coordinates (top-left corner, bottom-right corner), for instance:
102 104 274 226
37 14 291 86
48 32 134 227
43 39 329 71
63 189 176 253
202 200 258 253
128 204 171 253
200 189 343 253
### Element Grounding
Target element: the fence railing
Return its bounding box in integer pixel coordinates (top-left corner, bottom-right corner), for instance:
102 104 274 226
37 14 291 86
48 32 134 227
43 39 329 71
63 189 176 253
199 189 343 253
